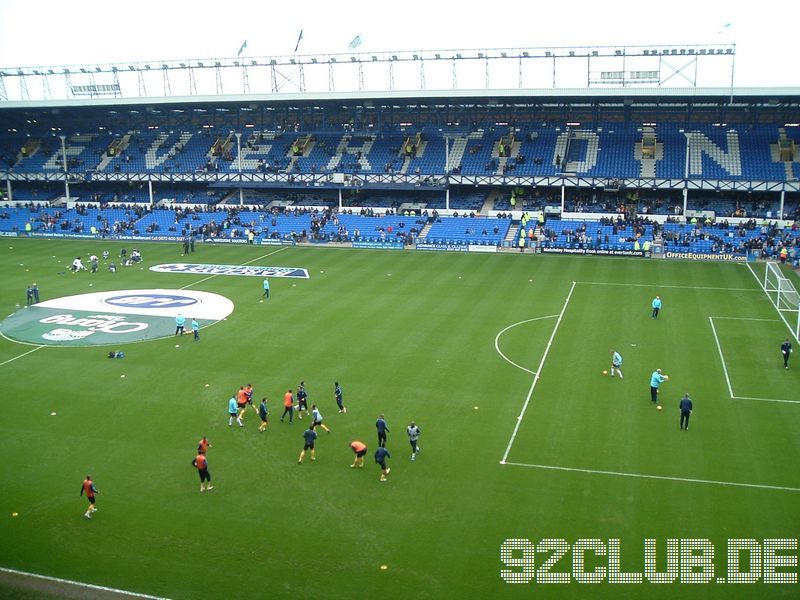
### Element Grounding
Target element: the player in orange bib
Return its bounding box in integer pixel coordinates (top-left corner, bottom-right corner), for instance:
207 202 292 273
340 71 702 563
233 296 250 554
281 390 294 423
349 440 367 468
197 436 212 455
80 475 99 519
192 453 213 492
236 387 249 420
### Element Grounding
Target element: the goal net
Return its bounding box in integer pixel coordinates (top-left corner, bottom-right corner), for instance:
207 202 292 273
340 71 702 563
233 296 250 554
762 261 800 341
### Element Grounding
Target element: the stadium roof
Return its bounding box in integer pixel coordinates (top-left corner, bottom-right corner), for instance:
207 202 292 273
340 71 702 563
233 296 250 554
2 86 800 111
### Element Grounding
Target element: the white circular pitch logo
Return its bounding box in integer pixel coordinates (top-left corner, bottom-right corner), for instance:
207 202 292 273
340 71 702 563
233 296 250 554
1 289 234 346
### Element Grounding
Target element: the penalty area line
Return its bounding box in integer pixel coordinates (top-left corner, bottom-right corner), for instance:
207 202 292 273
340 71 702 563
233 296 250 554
708 317 800 405
708 317 734 399
576 281 761 292
732 395 800 405
501 462 800 493
0 566 170 599
501 281 576 463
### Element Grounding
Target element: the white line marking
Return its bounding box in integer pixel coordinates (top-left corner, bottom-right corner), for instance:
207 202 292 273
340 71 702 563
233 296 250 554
708 317 735 399
708 316 781 322
709 316 799 405
733 395 800 405
576 281 760 292
502 462 800 493
179 246 290 290
0 345 44 367
0 567 170 599
494 315 559 375
746 262 800 344
501 282 576 463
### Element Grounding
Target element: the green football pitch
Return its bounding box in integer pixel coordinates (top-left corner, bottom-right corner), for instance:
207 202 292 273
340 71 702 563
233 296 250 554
1 238 799 599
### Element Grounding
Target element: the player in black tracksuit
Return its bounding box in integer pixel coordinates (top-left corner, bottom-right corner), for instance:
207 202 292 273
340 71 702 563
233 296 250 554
781 339 792 369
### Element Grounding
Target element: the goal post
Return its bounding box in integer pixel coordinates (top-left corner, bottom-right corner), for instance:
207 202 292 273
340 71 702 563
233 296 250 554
762 261 800 342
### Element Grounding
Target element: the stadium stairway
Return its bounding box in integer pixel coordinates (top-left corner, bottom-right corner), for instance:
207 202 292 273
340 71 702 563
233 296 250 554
504 223 520 244
635 138 664 178
448 137 468 172
494 140 520 176
96 134 131 171
772 129 796 181
287 139 316 172
418 221 433 240
481 190 502 213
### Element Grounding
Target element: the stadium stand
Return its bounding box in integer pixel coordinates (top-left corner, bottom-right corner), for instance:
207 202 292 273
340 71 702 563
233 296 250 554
3 124 800 183
2 93 800 253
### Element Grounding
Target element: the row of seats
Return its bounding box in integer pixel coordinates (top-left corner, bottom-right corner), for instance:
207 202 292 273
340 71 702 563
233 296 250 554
3 124 798 180
3 205 798 252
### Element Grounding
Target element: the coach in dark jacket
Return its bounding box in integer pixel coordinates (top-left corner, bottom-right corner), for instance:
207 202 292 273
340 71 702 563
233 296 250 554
679 394 693 431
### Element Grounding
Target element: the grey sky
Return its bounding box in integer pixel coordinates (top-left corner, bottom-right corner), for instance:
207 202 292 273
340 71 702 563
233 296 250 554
0 0 794 88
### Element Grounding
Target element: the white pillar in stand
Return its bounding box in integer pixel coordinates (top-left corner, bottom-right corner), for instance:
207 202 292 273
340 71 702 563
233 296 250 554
444 135 450 176
59 135 70 201
235 133 244 205
148 179 154 207
683 133 690 216
444 136 450 212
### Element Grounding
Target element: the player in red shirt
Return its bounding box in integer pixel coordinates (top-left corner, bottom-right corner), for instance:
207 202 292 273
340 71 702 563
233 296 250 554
349 440 367 468
192 453 213 492
197 436 212 455
80 475 99 519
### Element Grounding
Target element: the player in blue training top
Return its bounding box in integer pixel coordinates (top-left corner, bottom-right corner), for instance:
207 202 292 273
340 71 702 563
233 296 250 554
610 350 623 379
649 369 669 404
651 296 662 319
175 313 186 336
375 446 391 482
191 318 200 341
263 278 270 299
311 404 331 433
228 395 243 427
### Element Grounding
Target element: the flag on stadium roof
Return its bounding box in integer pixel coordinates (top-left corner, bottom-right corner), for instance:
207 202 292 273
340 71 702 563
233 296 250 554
294 28 304 53
347 34 362 50
237 40 248 57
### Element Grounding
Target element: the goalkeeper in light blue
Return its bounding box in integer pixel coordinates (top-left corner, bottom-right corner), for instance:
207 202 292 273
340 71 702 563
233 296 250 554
610 350 623 379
